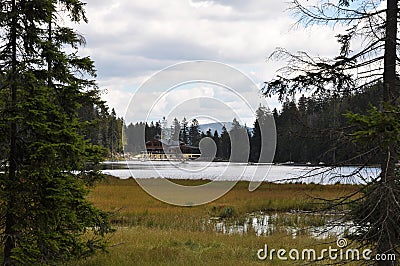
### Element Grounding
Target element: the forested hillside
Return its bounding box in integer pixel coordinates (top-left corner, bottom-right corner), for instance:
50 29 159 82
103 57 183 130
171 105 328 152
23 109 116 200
123 83 382 165
78 105 124 156
273 83 382 164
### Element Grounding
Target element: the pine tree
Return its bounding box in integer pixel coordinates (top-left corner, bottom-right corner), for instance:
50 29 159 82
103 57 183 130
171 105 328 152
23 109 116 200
218 126 231 160
188 119 201 146
180 117 189 144
108 108 123 157
161 116 169 140
205 129 212 138
212 130 220 158
229 118 248 162
171 118 180 141
251 106 271 163
0 1 112 264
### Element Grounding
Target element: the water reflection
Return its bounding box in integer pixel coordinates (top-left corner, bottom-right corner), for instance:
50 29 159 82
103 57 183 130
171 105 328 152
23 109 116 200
210 212 357 239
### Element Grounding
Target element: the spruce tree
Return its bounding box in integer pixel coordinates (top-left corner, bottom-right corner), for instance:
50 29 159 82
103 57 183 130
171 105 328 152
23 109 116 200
250 106 270 163
218 126 230 160
188 119 201 146
180 117 189 144
229 118 249 162
0 1 112 264
171 118 180 141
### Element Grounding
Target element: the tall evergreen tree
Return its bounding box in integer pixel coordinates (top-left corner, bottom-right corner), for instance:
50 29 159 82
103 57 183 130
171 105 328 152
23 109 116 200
229 118 249 162
161 116 169 140
218 125 231 160
180 117 189 144
188 119 201 146
108 108 123 156
205 128 212 138
250 106 270 162
0 1 112 264
171 117 180 141
145 122 151 141
212 130 220 157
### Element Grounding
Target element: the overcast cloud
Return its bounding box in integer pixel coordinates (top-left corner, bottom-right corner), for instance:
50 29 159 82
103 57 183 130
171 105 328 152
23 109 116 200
72 0 344 125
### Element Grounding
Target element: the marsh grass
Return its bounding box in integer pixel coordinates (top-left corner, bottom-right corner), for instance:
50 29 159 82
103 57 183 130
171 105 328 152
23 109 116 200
75 177 360 265
90 177 357 225
76 226 341 266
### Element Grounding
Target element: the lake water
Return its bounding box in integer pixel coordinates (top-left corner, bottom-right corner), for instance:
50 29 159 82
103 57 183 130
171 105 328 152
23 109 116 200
101 160 379 184
211 212 358 239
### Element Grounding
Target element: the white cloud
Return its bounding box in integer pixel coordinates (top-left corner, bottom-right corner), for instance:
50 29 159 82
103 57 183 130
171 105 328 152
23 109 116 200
68 0 346 123
124 84 255 124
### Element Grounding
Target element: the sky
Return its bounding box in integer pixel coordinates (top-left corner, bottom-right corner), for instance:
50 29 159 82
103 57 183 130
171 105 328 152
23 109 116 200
72 0 345 125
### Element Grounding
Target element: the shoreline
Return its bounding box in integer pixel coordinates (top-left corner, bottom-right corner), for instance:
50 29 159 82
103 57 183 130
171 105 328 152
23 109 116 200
101 159 381 168
101 174 361 187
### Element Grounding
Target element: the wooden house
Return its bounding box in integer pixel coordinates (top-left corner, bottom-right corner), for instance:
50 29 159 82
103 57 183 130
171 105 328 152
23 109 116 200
141 135 200 160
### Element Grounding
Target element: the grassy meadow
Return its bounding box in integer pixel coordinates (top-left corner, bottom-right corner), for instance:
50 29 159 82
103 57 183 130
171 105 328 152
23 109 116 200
74 176 361 265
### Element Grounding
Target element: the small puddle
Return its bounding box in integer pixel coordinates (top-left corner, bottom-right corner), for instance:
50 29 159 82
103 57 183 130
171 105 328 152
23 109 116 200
209 212 358 239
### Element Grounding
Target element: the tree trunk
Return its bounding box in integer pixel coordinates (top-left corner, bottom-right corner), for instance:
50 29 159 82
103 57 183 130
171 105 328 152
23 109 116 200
378 0 398 264
3 0 18 264
48 19 52 87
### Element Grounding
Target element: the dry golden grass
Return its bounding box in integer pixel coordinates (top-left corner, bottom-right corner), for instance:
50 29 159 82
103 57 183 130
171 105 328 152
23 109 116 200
88 177 358 227
76 177 361 265
77 226 346 266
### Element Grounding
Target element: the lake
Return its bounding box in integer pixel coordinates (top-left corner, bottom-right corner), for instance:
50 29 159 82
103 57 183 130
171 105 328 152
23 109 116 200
101 161 379 184
211 212 357 239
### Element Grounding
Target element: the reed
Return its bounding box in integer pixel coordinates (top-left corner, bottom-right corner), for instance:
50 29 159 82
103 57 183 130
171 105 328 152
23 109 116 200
88 177 358 229
74 177 361 265
76 226 349 266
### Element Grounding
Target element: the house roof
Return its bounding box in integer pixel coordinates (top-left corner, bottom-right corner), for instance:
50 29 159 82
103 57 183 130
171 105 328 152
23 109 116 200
146 138 182 147
159 138 183 147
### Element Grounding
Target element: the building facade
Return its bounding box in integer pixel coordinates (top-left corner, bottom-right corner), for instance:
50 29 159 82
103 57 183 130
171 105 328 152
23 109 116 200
141 135 200 160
